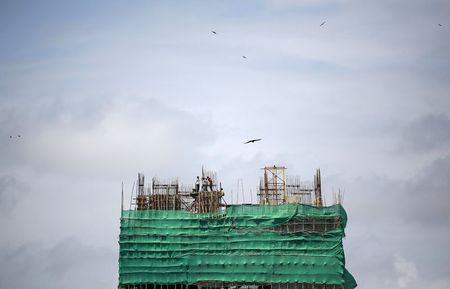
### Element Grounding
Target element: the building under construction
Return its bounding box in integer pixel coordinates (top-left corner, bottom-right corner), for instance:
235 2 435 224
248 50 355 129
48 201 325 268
118 166 356 289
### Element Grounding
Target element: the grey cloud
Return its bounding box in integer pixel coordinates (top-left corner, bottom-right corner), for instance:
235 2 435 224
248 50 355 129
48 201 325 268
0 174 27 214
400 114 450 153
341 156 450 289
403 156 450 226
0 90 112 135
342 155 450 227
0 237 116 289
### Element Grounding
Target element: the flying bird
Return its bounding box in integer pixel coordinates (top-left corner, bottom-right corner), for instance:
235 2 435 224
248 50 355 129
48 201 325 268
18 135 21 138
438 24 442 26
211 30 217 34
244 138 262 144
320 21 326 27
242 55 247 59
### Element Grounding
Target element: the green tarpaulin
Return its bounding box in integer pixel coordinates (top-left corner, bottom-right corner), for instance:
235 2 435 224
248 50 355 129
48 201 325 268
119 204 356 288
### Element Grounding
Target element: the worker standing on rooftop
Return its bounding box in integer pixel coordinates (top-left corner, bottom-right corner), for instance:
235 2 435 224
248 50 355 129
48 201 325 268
201 177 208 191
195 176 200 192
207 176 213 191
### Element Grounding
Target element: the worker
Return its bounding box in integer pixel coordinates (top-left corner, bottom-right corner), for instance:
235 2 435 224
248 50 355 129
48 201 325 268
195 176 200 192
206 176 213 191
201 177 208 191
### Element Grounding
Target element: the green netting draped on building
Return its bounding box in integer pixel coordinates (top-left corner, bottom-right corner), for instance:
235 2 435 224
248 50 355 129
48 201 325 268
119 204 356 289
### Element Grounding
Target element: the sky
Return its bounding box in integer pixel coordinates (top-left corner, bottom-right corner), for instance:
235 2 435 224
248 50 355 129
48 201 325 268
1 0 450 288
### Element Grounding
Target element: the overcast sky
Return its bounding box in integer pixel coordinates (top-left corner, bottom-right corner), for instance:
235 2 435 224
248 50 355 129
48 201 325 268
1 1 450 288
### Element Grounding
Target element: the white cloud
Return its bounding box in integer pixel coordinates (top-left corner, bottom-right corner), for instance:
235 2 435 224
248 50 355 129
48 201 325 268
394 255 419 288
2 97 216 178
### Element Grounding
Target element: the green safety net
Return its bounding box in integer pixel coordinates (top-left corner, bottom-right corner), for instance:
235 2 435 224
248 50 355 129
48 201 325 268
119 204 356 288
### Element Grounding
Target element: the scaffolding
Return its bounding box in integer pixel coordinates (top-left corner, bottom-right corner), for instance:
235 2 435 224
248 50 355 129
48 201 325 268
190 191 225 213
258 166 287 205
119 203 356 289
314 169 323 207
150 177 181 210
286 176 314 205
119 283 345 289
135 173 149 210
120 166 356 289
257 166 321 205
130 167 324 211
130 169 226 213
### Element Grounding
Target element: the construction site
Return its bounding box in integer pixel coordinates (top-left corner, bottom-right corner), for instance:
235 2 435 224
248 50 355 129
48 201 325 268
118 166 357 289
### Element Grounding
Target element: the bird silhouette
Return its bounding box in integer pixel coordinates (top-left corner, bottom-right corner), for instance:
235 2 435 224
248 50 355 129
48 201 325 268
211 30 217 34
320 21 326 27
438 24 442 26
244 138 262 144
242 55 247 59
